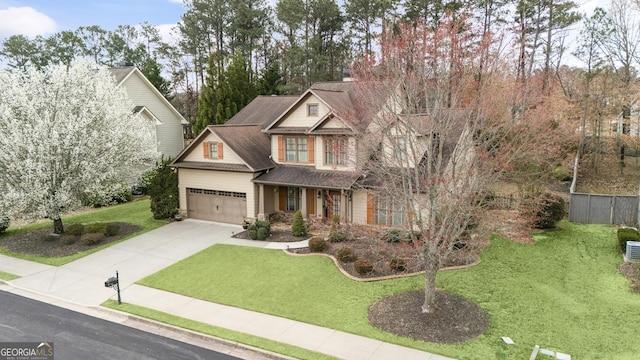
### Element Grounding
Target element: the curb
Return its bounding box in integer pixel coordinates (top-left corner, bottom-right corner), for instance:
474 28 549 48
97 305 296 360
0 280 293 360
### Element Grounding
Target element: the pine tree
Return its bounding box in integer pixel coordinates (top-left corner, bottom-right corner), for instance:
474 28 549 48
193 51 257 135
291 210 306 237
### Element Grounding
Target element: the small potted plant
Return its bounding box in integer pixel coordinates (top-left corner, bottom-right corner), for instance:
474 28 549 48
241 220 249 229
174 211 183 221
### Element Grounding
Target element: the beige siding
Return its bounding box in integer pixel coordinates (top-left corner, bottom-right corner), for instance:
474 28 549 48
183 133 244 164
351 190 369 225
121 73 184 158
178 169 257 218
279 96 328 128
323 117 345 129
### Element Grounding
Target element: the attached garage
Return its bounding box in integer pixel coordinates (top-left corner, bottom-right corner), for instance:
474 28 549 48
186 188 247 224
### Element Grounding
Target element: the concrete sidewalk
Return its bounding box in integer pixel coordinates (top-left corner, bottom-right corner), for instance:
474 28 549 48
0 219 454 360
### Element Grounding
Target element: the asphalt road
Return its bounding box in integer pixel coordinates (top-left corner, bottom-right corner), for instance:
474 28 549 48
0 291 242 360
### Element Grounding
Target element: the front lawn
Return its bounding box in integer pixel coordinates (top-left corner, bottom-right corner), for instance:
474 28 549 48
139 221 640 359
0 271 19 281
0 198 166 266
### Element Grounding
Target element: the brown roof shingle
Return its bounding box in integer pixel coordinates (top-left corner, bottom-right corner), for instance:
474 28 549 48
253 165 359 189
108 67 135 85
225 95 298 128
209 125 274 171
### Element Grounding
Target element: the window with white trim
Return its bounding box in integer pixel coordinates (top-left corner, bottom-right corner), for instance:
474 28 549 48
308 103 319 116
325 137 347 165
375 195 405 227
209 142 219 159
285 137 308 162
286 187 303 211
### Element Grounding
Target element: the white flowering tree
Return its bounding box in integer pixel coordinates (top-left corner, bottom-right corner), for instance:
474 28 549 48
0 60 157 234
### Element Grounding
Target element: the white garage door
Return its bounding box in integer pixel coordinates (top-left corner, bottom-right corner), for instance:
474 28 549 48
187 188 247 224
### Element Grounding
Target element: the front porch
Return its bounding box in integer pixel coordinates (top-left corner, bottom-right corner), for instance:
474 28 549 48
256 184 355 223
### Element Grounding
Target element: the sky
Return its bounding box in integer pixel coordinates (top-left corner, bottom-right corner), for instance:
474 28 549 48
0 0 185 41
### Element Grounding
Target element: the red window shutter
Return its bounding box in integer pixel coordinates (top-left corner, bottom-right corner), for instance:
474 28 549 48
278 187 286 210
308 136 315 164
277 136 284 162
203 142 209 158
218 143 224 159
366 193 374 224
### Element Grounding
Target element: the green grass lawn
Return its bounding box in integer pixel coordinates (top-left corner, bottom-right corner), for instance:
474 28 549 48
0 198 167 265
102 300 340 360
0 271 19 281
139 221 640 360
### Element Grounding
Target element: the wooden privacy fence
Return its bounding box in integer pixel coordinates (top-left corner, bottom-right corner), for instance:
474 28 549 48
568 155 640 226
568 193 638 226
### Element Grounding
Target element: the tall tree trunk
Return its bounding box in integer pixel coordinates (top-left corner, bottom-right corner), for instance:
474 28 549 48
422 249 440 313
53 217 64 234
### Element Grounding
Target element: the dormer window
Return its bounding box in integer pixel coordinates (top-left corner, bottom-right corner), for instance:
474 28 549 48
308 104 319 116
203 141 223 160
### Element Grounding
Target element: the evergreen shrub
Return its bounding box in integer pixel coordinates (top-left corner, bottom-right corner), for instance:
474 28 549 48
257 227 268 240
86 222 107 234
618 227 640 252
308 237 327 252
104 223 120 237
66 223 85 236
291 210 306 237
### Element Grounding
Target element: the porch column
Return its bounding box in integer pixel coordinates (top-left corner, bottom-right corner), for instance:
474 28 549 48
257 184 266 221
301 188 308 218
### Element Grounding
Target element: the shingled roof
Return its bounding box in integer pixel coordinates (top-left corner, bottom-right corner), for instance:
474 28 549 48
253 165 359 190
172 124 274 172
226 95 298 128
108 66 135 84
211 125 274 171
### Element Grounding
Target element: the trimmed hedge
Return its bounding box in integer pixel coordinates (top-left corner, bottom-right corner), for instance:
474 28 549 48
248 221 271 240
308 237 327 252
86 222 107 234
618 227 640 252
104 223 120 237
66 223 85 236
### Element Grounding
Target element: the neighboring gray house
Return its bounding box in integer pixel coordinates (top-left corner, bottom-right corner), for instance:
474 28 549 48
109 66 187 158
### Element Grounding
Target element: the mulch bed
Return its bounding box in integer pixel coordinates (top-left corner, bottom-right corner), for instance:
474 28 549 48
0 222 142 257
369 290 490 343
232 229 306 242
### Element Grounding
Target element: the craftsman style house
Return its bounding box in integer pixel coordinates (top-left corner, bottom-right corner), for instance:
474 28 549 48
171 80 466 226
110 65 188 158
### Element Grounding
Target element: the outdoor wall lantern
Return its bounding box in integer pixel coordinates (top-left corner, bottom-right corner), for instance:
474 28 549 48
317 191 321 198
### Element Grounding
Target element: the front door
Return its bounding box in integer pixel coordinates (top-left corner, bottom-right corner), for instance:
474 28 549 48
324 190 341 220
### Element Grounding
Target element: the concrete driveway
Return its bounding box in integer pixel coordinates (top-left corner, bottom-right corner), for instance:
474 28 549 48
8 219 240 306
